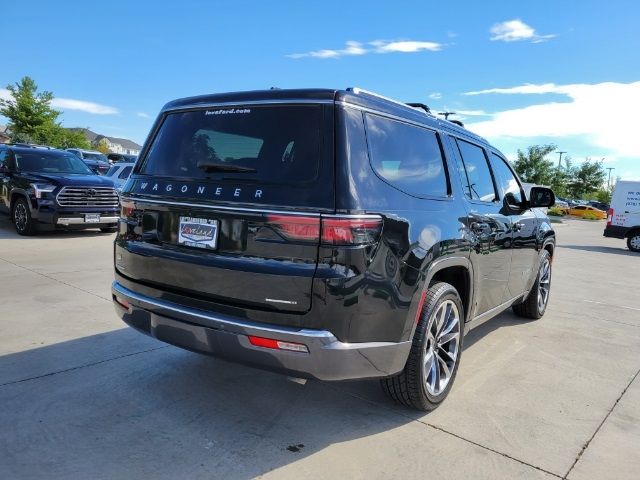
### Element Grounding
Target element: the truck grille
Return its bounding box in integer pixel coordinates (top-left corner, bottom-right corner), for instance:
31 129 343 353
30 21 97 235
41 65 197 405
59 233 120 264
56 187 119 208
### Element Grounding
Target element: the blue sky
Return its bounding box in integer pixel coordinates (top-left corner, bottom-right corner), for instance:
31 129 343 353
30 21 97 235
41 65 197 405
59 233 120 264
2 0 639 179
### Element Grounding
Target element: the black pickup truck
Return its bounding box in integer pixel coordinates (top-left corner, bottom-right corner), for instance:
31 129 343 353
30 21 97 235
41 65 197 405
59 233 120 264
0 145 120 235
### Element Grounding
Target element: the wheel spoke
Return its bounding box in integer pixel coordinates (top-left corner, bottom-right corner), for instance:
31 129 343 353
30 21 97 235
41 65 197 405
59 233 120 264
438 346 457 364
438 331 459 346
438 355 451 380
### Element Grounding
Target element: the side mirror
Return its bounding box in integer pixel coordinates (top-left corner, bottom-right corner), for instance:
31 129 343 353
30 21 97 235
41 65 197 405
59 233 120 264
529 187 555 208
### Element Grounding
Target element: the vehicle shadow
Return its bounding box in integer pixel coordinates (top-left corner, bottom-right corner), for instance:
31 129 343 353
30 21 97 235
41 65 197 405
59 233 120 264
0 329 416 479
0 212 114 239
557 244 637 257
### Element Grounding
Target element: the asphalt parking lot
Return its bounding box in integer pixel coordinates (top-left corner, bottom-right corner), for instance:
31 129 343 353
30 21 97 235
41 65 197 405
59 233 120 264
0 215 638 480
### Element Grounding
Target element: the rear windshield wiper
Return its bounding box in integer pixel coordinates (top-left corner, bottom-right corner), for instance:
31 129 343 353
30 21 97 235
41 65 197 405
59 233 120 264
196 161 256 173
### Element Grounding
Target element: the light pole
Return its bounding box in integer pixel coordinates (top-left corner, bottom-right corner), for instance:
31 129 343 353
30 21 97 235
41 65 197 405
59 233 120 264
557 151 567 168
438 111 456 120
606 167 615 189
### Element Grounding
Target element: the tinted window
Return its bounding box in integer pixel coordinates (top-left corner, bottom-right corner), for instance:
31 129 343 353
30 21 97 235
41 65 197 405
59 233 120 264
15 151 94 174
490 153 523 204
0 149 6 168
139 106 322 184
106 166 119 177
364 114 447 197
118 166 133 179
83 152 108 162
456 140 496 202
575 206 585 210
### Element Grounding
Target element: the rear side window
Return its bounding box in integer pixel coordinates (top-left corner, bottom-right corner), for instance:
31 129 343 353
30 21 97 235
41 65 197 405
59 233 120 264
139 105 322 184
364 113 448 197
456 139 496 202
490 153 523 204
118 166 133 179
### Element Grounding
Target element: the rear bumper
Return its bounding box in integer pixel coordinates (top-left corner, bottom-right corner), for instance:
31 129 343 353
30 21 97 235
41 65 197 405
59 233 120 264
603 225 628 239
112 281 411 381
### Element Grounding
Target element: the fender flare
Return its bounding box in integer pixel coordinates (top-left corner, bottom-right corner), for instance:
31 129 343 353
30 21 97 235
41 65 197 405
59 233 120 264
401 256 474 342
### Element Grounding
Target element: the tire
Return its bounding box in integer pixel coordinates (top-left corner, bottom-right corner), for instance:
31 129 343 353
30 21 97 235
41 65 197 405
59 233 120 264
100 226 118 233
381 282 464 411
627 232 640 252
12 197 36 236
513 250 551 319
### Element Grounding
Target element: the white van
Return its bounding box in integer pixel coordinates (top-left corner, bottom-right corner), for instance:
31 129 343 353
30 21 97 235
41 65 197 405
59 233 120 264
604 180 640 252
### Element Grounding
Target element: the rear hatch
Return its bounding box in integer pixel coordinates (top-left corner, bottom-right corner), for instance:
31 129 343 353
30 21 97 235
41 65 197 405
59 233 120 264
117 102 335 313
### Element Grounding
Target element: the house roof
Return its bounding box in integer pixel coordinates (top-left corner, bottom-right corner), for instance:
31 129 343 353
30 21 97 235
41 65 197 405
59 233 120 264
94 134 141 151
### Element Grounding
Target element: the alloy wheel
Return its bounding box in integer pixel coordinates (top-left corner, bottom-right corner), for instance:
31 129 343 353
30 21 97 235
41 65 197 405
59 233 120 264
14 203 27 232
423 300 461 397
537 258 551 311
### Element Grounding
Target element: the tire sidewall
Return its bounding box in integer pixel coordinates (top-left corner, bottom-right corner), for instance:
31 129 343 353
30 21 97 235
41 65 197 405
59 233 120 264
416 285 465 407
628 234 640 252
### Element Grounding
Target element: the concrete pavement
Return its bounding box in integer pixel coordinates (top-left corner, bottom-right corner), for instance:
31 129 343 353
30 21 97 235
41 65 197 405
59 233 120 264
0 215 638 479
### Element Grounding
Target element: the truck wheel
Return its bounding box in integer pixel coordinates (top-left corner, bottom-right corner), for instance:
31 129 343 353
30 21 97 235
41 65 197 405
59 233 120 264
513 250 551 319
13 198 36 236
627 232 640 252
381 282 464 411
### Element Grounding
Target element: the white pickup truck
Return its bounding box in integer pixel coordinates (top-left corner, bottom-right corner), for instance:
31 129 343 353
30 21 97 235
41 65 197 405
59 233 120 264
604 180 640 252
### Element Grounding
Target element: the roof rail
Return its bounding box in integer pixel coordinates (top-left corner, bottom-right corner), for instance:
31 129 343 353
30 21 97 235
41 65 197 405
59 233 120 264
347 87 435 117
406 102 431 114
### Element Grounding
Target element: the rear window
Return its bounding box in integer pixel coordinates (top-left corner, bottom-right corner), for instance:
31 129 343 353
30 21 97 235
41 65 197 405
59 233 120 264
139 105 322 184
118 166 133 179
364 113 448 197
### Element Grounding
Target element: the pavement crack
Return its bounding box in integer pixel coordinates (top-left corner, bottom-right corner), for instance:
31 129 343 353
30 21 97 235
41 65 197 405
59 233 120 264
0 256 111 303
0 346 168 388
323 382 563 478
562 366 640 479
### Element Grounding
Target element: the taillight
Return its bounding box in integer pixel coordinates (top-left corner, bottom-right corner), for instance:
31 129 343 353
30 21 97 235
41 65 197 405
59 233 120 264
266 214 383 246
321 217 383 245
248 335 309 353
607 208 614 226
266 215 320 242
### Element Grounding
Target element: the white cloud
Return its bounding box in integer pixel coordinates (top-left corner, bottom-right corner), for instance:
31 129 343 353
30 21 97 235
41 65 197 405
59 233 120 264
288 39 443 59
370 40 442 53
136 112 150 118
428 92 442 100
490 19 555 43
0 88 118 114
464 81 640 158
455 109 490 116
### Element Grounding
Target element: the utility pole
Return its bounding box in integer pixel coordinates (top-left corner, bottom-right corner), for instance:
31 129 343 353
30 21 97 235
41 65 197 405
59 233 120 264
606 167 615 189
557 151 567 168
438 111 456 120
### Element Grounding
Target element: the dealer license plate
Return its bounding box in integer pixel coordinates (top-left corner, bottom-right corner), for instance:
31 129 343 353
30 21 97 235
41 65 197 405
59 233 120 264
178 216 219 250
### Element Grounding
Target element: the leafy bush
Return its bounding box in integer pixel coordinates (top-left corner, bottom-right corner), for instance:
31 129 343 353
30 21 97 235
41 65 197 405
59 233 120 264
548 207 566 217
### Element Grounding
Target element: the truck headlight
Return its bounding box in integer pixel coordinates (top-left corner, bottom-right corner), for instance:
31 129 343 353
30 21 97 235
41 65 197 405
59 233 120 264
30 183 56 199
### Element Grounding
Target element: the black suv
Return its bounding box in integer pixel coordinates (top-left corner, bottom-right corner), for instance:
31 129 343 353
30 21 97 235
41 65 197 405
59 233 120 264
112 88 555 410
0 145 120 235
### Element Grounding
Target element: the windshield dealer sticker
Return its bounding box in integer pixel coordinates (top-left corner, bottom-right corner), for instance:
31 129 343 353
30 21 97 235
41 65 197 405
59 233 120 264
204 108 251 115
178 217 218 249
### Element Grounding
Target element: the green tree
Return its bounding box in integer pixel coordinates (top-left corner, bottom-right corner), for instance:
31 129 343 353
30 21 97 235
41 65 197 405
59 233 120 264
0 75 90 149
0 76 59 141
95 138 111 154
566 159 606 198
513 144 556 185
549 157 574 198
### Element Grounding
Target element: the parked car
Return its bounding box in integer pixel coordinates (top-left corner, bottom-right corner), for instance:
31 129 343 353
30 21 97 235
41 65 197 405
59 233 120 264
66 148 111 175
588 200 609 212
553 199 570 213
104 162 135 190
604 180 640 252
0 145 120 235
107 153 137 163
111 88 556 411
569 205 607 219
